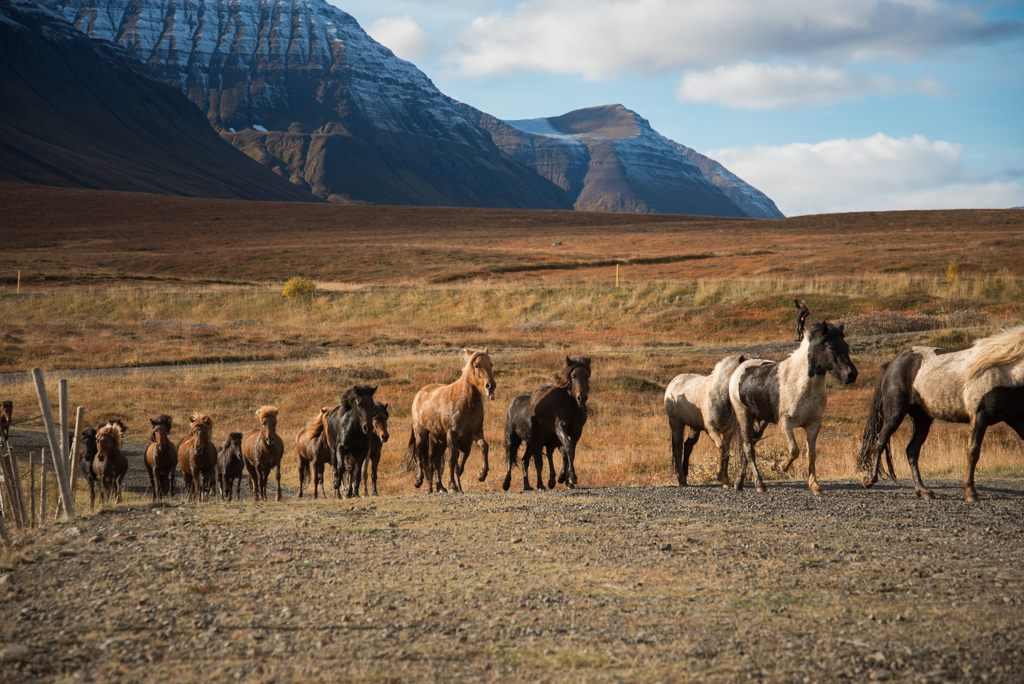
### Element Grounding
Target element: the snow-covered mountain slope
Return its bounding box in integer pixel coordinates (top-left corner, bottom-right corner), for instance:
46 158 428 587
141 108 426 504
465 103 783 218
43 0 570 208
0 0 319 201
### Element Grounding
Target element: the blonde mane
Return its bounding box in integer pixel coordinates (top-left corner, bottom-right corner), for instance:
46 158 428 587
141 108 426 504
968 326 1024 377
303 407 330 440
97 423 122 449
189 412 214 429
256 405 280 421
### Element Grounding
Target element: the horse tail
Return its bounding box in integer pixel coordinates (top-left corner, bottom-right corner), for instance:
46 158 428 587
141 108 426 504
857 362 897 480
401 427 417 473
504 409 519 469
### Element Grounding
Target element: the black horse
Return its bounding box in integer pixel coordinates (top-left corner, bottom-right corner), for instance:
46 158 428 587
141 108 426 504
217 432 245 501
502 356 591 491
325 384 378 499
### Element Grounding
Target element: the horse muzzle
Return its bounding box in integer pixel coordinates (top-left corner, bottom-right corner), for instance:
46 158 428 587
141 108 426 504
577 394 588 407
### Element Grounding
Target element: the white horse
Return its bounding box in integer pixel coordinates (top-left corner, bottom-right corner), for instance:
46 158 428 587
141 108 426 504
859 325 1024 501
729 321 858 495
664 354 749 486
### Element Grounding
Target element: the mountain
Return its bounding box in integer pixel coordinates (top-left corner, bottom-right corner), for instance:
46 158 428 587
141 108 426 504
0 0 318 201
43 0 571 209
459 104 784 219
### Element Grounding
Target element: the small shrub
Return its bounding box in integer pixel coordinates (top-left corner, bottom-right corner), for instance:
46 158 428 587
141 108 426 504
945 258 960 283
282 276 316 301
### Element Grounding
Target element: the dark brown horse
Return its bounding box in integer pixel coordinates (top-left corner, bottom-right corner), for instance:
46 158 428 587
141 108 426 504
92 423 128 506
217 432 245 501
503 356 591 491
177 413 217 502
406 348 496 493
144 414 177 501
326 385 378 499
242 405 285 501
0 400 12 443
297 407 332 499
360 402 390 497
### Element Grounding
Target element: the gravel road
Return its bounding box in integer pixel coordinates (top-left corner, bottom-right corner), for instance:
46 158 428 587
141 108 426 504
1 464 1021 682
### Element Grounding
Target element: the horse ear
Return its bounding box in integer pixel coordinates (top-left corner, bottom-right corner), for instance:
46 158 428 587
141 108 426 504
383 403 389 411
566 355 573 367
370 385 378 395
838 322 845 335
483 346 489 354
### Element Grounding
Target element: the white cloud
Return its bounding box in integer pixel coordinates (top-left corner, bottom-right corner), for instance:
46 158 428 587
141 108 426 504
675 62 947 109
367 15 432 61
446 0 1021 79
707 134 1024 216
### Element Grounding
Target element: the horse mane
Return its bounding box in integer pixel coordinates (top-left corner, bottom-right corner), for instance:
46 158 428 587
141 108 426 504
968 326 1024 377
221 432 243 451
341 384 377 410
149 414 172 441
97 423 122 449
372 401 390 418
189 412 214 430
256 405 279 421
304 408 330 440
461 347 490 368
553 356 592 389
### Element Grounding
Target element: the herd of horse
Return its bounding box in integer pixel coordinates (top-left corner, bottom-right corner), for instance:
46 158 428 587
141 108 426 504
2 322 1022 505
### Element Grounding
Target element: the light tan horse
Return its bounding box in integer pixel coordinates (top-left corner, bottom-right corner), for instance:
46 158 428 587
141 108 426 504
243 405 284 501
406 348 496 493
144 414 177 500
296 406 332 499
177 413 217 502
92 423 128 505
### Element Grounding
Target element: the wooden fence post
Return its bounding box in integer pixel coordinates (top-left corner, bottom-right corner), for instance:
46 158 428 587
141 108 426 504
70 407 84 506
40 449 46 524
29 450 35 528
31 368 74 520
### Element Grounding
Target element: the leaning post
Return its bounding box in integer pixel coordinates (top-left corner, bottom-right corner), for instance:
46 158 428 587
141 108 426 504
31 368 74 520
69 407 85 506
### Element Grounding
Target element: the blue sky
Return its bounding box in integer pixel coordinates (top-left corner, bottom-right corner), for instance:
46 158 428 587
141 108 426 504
331 0 1024 216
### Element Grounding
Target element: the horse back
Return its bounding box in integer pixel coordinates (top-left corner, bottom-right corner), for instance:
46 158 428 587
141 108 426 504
664 373 709 431
505 394 533 443
413 380 482 437
912 346 976 423
731 360 781 425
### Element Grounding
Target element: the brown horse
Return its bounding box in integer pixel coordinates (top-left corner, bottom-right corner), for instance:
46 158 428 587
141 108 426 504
0 400 11 443
92 423 128 506
297 406 332 499
243 405 285 501
360 402 390 497
144 414 177 501
177 413 217 502
406 348 496 493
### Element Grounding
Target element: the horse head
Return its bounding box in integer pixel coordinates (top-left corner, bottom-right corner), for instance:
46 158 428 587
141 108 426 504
560 356 591 408
96 423 122 462
150 414 172 445
342 385 377 434
0 400 12 440
808 321 858 384
372 403 390 444
189 413 214 448
256 405 280 444
463 347 496 401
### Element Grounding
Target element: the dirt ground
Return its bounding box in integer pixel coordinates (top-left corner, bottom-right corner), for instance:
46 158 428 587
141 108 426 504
1 423 1022 683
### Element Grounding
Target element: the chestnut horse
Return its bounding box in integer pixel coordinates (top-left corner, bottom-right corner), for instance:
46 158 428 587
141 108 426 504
406 348 496 493
297 407 332 499
360 402 390 497
243 405 285 501
92 423 128 506
144 414 177 500
177 413 217 502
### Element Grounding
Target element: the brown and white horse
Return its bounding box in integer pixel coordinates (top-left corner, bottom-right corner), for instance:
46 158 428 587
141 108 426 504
144 414 177 500
859 325 1024 501
729 321 858 495
406 348 496 493
243 405 285 501
664 354 749 487
177 413 217 502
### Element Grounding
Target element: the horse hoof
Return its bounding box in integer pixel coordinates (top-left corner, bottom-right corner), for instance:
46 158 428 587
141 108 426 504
756 485 767 494
965 489 979 502
501 475 511 491
860 477 874 489
557 473 566 484
916 489 935 500
524 484 533 492
733 482 744 492
478 469 488 482
811 486 825 496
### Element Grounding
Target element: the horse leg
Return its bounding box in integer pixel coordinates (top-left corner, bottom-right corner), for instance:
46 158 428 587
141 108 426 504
475 431 489 483
710 428 732 487
804 422 825 495
502 432 521 492
146 462 158 502
905 413 934 500
532 444 545 491
964 417 990 502
680 427 700 486
556 423 579 488
275 463 282 502
298 458 308 498
371 452 380 497
732 418 755 492
669 417 685 486
773 417 801 475
446 430 461 493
